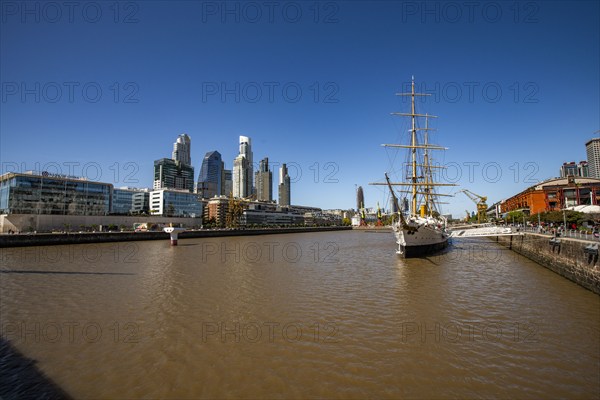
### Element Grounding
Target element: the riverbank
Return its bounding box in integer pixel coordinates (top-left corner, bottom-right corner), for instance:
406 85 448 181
492 232 600 295
0 226 352 248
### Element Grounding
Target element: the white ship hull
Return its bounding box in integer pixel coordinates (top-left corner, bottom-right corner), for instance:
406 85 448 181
392 216 449 257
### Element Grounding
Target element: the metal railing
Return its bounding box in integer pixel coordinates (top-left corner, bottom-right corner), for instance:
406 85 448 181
505 225 600 242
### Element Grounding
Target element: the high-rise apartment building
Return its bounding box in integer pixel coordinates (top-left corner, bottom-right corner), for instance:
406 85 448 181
154 134 194 192
197 151 224 199
153 158 195 192
586 138 600 178
233 154 249 198
278 163 291 206
172 133 191 166
255 157 273 202
232 136 253 198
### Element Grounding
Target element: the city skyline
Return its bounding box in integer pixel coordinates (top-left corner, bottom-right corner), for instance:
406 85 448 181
3 127 600 214
1 1 598 217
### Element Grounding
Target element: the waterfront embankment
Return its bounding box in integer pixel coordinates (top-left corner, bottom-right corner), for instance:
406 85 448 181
0 226 352 248
492 232 600 295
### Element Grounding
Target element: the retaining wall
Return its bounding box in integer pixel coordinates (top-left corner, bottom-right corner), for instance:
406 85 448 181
494 233 600 295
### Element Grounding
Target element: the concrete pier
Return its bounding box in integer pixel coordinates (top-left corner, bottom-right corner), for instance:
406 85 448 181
493 232 600 295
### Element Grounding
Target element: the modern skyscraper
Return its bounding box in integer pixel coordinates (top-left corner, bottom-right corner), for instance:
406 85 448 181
391 198 398 213
154 134 195 192
197 151 223 199
586 138 600 178
278 163 291 206
356 186 364 209
222 169 232 196
240 135 254 195
172 133 191 166
255 157 273 201
232 136 254 198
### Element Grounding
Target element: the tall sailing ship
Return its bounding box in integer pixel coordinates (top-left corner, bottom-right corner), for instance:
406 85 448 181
371 77 456 257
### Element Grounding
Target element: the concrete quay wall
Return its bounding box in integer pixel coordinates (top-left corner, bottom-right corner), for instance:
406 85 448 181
493 233 600 295
0 226 352 248
0 214 202 234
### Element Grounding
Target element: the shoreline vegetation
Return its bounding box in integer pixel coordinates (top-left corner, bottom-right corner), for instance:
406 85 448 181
0 226 352 248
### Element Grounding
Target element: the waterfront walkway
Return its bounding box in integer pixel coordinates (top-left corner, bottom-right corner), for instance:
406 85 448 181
512 226 600 243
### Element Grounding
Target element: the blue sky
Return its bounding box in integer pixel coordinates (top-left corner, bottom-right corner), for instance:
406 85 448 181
1 0 599 217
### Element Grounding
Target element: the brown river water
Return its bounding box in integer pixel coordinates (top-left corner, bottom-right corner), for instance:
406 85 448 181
1 230 599 399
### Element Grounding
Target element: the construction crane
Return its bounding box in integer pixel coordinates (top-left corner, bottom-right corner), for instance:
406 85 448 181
460 189 488 223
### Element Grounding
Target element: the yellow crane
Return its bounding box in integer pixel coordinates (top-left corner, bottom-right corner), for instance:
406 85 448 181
460 189 488 223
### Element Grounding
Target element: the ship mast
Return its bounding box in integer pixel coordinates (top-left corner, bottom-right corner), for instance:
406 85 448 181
410 78 418 215
423 113 430 215
370 77 456 215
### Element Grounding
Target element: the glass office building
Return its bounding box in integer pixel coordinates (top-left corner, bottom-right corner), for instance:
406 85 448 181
111 188 150 215
150 189 202 217
197 151 223 199
0 172 112 215
111 188 136 214
132 191 150 214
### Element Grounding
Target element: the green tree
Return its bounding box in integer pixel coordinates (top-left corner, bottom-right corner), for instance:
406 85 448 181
506 211 526 224
226 196 244 228
528 211 586 227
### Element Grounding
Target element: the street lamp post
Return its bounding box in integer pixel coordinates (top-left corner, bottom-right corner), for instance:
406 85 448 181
563 195 568 234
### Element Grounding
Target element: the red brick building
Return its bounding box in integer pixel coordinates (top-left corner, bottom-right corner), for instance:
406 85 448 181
501 177 600 215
